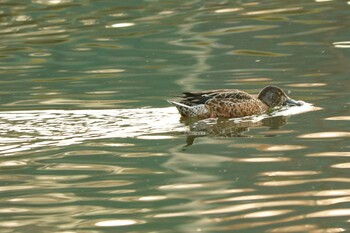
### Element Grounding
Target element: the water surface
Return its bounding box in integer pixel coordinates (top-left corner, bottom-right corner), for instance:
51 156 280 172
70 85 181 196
0 0 350 232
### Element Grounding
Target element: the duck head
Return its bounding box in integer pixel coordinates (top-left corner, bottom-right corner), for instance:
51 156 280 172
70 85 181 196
258 86 301 107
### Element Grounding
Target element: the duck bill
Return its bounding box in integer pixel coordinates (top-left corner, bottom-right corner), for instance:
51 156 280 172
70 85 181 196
284 98 301 106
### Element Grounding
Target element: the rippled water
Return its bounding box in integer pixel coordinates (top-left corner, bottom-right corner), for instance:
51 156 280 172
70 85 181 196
1 0 350 232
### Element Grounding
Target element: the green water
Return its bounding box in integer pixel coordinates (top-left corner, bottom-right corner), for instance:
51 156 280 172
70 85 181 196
1 0 350 232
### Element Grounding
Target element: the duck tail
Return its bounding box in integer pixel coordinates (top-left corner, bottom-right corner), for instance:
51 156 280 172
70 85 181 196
167 100 208 118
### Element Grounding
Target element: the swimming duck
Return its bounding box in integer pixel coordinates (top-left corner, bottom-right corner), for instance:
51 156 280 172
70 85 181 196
168 85 301 118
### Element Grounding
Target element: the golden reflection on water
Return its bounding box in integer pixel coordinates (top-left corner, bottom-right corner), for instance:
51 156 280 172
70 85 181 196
101 143 135 147
231 157 290 163
0 208 29 214
308 209 350 218
260 171 320 176
209 189 350 204
0 160 28 167
209 209 295 229
299 131 350 138
258 178 350 187
121 152 166 158
0 185 34 192
307 152 350 157
0 221 32 228
242 7 302 16
287 83 327 87
202 200 313 216
214 8 242 13
326 116 350 121
42 163 123 172
113 195 167 203
137 196 167 201
33 0 71 5
231 143 306 151
333 41 350 48
95 219 143 227
106 23 135 28
270 225 344 233
84 69 125 74
331 163 350 169
8 193 75 204
62 180 133 188
243 209 293 218
159 183 204 191
136 135 176 140
236 77 272 82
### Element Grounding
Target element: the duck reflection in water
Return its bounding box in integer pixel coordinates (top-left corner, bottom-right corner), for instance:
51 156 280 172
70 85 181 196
182 115 288 146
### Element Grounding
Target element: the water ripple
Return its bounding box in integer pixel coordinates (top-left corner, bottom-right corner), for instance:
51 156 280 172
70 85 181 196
0 107 184 156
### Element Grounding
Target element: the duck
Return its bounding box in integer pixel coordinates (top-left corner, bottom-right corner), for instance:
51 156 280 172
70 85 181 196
168 85 301 119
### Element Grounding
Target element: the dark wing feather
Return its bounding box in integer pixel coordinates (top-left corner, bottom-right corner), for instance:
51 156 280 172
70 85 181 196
180 89 254 106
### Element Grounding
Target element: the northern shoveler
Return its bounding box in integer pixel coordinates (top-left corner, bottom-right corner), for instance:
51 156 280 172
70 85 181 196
168 85 301 118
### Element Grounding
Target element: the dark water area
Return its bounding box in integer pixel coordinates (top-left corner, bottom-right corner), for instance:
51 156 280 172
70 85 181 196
0 0 349 232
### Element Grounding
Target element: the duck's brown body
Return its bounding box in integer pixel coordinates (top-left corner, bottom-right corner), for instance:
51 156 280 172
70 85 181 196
168 86 300 119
